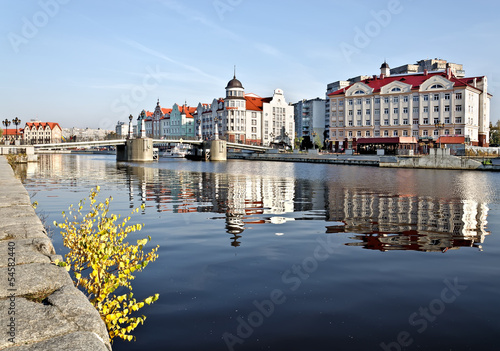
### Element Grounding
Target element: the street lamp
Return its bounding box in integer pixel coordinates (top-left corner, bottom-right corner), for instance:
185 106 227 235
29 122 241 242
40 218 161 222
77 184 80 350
435 122 445 148
312 131 317 150
12 117 20 141
128 114 133 139
2 119 11 143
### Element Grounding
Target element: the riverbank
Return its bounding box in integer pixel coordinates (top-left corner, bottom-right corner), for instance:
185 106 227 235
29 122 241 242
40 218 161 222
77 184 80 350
0 156 111 350
229 149 500 171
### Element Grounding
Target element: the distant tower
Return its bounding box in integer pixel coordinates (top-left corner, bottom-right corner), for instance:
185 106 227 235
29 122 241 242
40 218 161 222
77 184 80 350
380 60 390 78
225 68 245 101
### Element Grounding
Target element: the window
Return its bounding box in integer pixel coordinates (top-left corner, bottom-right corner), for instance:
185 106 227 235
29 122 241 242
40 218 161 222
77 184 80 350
423 118 429 124
384 97 389 103
354 90 364 95
365 120 371 126
423 95 429 101
413 118 419 125
413 95 419 102
339 100 344 106
375 98 380 104
456 105 462 112
366 98 371 104
393 119 399 125
445 117 450 123
365 131 371 137
434 129 439 136
403 119 409 125
423 130 428 136
456 128 462 135
434 106 439 112
348 131 353 137
366 109 371 115
349 110 353 116
413 107 419 113
384 130 389 136
375 131 380 136
357 110 362 116
403 130 408 136
456 93 462 100
433 94 440 101
393 97 399 103
393 130 398 136
348 120 353 126
455 117 462 123
375 109 380 115
357 131 361 137
412 130 419 137
445 129 450 135
348 99 353 105
403 96 408 102
332 131 336 137
434 118 439 124
403 107 408 114
356 99 362 105
384 119 389 125
444 105 450 112
357 120 362 126
444 93 450 100
384 108 389 114
423 106 429 113
431 84 444 89
391 87 402 92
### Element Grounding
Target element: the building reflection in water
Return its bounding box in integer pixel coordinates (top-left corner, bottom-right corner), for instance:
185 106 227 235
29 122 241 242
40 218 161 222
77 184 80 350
325 187 489 253
117 163 491 252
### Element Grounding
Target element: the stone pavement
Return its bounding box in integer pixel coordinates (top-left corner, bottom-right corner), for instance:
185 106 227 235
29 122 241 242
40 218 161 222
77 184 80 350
0 156 111 350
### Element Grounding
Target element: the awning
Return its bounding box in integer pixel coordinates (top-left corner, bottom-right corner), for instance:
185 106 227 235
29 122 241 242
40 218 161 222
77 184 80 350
356 137 417 144
436 136 465 144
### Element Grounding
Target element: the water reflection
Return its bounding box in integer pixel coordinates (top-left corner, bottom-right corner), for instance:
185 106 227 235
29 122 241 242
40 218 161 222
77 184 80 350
24 155 491 252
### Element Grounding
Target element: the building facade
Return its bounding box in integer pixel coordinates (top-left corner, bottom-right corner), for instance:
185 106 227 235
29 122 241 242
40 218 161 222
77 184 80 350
23 122 62 144
327 62 491 152
293 98 326 145
139 100 196 139
195 75 295 147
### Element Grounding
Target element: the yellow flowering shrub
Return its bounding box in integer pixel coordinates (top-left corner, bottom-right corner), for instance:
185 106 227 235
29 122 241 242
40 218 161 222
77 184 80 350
54 186 159 342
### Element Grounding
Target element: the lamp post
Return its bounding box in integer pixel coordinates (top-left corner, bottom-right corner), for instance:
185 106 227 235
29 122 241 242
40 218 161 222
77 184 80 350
128 114 133 139
312 131 317 150
12 117 20 141
270 132 274 147
197 119 201 140
2 119 11 143
435 122 445 149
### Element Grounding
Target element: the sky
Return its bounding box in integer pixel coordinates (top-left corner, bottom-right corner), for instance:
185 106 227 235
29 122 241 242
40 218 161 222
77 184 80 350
1 0 499 130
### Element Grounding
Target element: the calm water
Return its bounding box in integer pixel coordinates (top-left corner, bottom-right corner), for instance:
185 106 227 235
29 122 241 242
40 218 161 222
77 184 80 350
18 154 500 351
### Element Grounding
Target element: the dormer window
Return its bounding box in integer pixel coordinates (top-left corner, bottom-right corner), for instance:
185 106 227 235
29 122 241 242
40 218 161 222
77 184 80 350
354 90 364 95
391 87 402 92
430 84 444 89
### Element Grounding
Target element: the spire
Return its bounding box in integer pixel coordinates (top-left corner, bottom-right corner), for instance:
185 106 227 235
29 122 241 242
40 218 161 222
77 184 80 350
234 65 236 79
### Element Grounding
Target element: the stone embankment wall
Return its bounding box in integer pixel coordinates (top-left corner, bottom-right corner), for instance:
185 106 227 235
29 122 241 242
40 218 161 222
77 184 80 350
0 157 111 350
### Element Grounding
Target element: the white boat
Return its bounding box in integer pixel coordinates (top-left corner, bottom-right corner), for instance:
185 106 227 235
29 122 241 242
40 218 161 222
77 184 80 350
161 144 191 158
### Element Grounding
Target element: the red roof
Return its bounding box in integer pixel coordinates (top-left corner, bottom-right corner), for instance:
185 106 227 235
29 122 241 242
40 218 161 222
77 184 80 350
2 128 22 135
24 122 61 130
328 71 486 96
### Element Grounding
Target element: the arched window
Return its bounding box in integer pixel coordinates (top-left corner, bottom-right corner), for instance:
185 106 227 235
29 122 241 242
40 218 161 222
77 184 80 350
430 84 444 89
354 90 364 95
391 87 402 92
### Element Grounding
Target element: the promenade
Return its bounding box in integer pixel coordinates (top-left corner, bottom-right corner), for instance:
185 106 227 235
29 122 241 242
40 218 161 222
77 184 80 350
0 156 111 351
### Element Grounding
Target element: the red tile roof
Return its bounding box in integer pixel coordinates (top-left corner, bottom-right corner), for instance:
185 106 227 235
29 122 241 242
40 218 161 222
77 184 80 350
24 122 61 130
2 129 22 135
328 72 486 96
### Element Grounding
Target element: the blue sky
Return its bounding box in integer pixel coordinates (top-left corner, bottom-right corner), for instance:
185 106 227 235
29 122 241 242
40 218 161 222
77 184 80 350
1 0 499 129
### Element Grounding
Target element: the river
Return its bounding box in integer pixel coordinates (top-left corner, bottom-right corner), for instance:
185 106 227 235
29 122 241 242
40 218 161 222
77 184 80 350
18 154 500 351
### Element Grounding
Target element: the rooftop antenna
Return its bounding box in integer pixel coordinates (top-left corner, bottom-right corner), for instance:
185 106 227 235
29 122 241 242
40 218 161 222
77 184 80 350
234 65 236 78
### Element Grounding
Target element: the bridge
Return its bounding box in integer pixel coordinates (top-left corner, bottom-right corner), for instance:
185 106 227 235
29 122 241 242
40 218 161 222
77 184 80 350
32 138 271 161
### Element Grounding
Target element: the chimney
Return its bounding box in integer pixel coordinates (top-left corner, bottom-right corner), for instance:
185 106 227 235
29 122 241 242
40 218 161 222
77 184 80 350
424 69 428 76
473 78 477 87
446 63 452 79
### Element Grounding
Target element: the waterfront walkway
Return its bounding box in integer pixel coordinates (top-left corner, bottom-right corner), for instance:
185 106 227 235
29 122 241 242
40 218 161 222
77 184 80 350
0 157 111 350
230 151 500 171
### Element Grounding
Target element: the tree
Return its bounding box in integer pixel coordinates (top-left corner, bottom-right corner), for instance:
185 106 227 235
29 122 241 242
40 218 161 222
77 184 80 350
489 121 500 146
0 128 3 138
54 187 159 342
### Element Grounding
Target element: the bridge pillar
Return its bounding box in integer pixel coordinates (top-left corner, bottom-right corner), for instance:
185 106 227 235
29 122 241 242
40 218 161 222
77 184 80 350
209 140 227 161
116 138 154 162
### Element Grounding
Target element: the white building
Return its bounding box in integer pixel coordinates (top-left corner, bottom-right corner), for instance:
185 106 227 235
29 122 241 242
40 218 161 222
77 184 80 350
195 74 295 147
327 62 491 152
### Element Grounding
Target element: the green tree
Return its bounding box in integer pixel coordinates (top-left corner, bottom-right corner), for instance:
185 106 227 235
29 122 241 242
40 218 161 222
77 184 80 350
0 128 3 138
489 121 500 146
54 187 159 342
